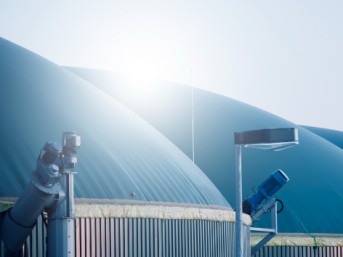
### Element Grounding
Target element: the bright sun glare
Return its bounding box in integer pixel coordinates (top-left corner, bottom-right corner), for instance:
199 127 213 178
108 40 167 107
118 40 168 83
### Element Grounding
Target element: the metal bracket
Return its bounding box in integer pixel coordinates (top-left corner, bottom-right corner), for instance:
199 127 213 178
250 199 278 255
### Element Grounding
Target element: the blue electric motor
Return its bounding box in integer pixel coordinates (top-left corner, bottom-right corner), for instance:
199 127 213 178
243 169 289 215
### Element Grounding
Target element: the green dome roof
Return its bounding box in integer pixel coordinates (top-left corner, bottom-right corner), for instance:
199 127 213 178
0 38 229 208
68 67 343 234
303 126 343 149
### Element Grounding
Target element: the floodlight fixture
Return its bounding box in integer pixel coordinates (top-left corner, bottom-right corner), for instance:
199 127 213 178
234 128 298 257
234 128 299 150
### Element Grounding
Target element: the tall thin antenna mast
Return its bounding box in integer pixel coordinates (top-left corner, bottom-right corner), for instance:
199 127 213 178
190 68 195 163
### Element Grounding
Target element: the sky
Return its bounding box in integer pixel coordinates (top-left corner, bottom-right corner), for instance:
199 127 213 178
0 0 342 131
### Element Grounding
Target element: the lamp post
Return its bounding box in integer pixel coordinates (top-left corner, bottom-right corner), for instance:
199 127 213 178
234 128 298 257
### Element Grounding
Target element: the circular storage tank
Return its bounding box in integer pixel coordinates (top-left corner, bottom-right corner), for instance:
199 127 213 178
68 67 343 235
0 38 251 257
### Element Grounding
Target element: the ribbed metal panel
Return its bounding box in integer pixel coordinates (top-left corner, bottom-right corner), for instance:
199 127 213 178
75 217 246 257
8 215 343 257
28 215 46 257
253 246 343 257
1 216 251 257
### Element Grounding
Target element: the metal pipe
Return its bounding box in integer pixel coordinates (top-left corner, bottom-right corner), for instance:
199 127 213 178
0 132 80 257
0 182 56 252
0 149 63 253
67 173 75 217
47 172 75 257
235 144 243 257
47 131 80 257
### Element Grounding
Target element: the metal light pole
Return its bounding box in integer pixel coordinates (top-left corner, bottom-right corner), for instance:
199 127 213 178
234 128 298 257
235 143 243 257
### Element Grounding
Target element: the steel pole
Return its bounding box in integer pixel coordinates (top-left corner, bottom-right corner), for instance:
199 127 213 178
47 172 75 257
235 144 243 257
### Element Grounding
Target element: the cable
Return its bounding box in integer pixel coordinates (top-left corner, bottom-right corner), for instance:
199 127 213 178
275 199 284 213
